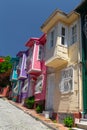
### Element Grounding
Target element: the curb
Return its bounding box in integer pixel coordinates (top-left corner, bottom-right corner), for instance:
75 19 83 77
8 100 59 130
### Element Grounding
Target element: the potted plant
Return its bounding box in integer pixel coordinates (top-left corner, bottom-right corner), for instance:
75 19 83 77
25 96 35 109
36 104 43 113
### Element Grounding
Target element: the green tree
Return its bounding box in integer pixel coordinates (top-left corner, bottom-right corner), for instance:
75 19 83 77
0 56 12 88
0 56 12 73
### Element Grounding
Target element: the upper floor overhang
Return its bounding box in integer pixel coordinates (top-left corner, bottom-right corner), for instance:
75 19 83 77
41 9 80 33
45 45 69 68
45 57 68 68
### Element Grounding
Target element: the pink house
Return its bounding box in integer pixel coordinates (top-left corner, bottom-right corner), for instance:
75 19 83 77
25 34 47 108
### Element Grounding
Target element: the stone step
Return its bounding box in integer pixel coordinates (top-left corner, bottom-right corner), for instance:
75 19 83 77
80 118 87 123
76 122 87 129
72 128 85 130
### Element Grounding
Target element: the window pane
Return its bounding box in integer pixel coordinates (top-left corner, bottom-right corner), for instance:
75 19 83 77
64 80 70 92
61 27 65 45
62 27 65 36
63 79 73 92
50 30 54 48
60 67 73 93
38 46 42 60
35 76 43 93
61 37 65 45
72 24 77 44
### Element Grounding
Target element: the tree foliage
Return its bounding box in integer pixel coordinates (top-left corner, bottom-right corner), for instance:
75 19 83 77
0 69 11 87
0 56 12 73
0 56 12 87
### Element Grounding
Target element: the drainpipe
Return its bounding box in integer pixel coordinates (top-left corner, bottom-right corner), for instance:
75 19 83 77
77 15 82 116
78 16 84 118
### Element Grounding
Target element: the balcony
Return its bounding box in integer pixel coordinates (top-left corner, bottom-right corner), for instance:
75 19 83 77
16 62 27 79
26 58 41 75
45 44 69 68
10 70 18 81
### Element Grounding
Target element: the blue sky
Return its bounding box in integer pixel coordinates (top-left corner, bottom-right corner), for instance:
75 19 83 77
0 0 82 57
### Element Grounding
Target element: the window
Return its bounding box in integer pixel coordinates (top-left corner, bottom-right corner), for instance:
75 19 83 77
23 54 27 70
26 47 33 71
59 67 73 94
61 27 66 45
13 82 19 94
27 47 33 63
35 76 43 94
38 45 43 60
22 79 28 93
50 30 55 48
71 24 77 44
16 57 22 70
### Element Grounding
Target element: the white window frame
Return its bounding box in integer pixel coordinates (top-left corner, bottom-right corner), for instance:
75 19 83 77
22 79 28 93
50 30 55 48
17 57 22 70
27 47 33 63
13 81 19 94
71 22 77 45
48 28 55 49
59 67 74 94
37 45 43 60
35 75 43 94
61 26 66 45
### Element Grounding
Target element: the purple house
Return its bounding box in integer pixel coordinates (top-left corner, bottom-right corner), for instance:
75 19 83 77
16 51 29 104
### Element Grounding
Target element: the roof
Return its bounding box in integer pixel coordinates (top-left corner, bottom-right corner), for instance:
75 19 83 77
75 0 87 12
39 34 46 45
16 51 26 57
25 38 39 47
41 9 79 33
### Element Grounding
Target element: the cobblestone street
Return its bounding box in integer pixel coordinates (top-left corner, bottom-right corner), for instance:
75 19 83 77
0 98 52 130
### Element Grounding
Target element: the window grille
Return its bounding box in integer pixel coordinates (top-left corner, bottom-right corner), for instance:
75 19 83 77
59 67 73 93
35 76 43 93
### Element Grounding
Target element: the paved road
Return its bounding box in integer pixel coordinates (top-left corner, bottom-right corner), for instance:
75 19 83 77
0 98 51 130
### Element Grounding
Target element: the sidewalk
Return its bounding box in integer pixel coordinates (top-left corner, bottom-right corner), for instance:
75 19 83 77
8 99 68 130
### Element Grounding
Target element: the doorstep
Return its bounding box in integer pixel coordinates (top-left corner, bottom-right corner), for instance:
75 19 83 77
8 99 68 130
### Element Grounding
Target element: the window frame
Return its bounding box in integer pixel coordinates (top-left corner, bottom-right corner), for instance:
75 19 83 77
71 23 77 45
47 28 55 49
61 26 66 45
22 79 28 93
50 29 55 48
35 75 43 94
59 67 74 94
37 45 43 60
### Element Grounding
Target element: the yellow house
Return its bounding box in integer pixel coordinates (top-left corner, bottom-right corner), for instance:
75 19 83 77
41 9 83 122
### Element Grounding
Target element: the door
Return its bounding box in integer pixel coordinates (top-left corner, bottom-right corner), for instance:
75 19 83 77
46 74 55 110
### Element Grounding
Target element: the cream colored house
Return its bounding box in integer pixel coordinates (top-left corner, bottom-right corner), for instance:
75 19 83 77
41 9 83 121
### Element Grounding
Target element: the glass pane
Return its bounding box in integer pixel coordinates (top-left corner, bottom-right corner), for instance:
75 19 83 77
61 37 65 45
50 30 54 47
64 80 70 92
64 79 73 92
72 24 77 44
62 27 65 36
35 76 43 93
38 46 43 60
